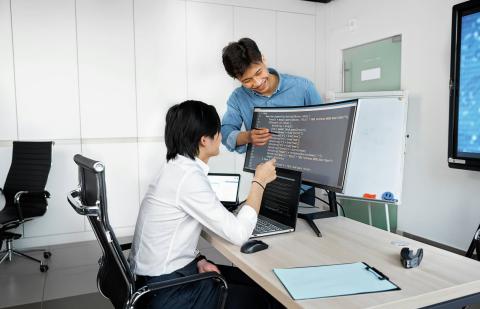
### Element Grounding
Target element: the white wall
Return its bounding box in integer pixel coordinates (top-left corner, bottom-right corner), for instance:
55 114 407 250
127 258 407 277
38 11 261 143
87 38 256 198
0 0 321 248
5 0 474 253
320 0 480 251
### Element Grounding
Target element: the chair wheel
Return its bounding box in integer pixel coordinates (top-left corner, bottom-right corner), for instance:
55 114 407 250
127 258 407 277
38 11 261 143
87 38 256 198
43 252 52 259
40 265 49 272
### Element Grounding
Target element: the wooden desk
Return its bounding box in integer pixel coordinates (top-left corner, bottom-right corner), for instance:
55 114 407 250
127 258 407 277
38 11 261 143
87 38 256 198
202 217 480 308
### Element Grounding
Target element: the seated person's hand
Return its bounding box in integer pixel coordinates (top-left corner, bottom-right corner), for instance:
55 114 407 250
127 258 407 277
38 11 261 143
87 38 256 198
197 258 220 274
254 158 277 187
249 128 272 146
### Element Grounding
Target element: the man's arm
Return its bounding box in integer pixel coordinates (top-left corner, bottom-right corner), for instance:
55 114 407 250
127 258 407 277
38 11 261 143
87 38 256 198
221 94 249 153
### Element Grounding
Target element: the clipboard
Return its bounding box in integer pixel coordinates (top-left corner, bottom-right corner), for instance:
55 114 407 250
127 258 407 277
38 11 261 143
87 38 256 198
273 262 400 300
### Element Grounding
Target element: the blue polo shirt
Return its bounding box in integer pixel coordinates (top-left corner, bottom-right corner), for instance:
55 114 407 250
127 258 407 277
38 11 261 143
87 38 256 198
221 68 322 153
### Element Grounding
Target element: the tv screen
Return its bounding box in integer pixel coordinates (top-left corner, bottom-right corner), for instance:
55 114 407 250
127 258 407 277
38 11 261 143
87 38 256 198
244 101 357 193
448 0 480 171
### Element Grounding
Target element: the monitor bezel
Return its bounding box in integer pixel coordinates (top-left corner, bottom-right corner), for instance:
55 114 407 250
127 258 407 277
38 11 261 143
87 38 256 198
243 100 358 193
448 0 480 171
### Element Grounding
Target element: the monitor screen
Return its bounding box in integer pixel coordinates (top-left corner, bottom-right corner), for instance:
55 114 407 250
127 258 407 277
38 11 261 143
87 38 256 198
207 173 240 203
244 101 358 192
449 1 480 170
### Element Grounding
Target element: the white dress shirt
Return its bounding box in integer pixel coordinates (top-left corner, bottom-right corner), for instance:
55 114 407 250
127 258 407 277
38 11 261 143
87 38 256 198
129 155 258 276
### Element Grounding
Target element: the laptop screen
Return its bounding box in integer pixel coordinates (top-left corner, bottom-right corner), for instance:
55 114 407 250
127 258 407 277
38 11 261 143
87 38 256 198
207 173 240 203
260 168 302 228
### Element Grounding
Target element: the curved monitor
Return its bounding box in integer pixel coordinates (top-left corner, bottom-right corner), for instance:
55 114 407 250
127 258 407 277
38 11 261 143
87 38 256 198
244 100 358 193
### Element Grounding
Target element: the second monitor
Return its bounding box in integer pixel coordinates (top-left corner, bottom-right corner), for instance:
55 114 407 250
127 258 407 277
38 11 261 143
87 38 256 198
244 100 358 193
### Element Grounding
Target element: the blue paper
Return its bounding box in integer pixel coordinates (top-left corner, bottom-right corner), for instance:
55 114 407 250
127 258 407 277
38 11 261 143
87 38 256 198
273 262 399 300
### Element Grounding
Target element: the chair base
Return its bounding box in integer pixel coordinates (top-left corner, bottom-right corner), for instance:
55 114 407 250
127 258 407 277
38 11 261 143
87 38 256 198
0 235 51 272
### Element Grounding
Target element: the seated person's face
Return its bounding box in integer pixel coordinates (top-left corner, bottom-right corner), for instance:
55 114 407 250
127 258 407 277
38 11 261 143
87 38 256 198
239 62 270 95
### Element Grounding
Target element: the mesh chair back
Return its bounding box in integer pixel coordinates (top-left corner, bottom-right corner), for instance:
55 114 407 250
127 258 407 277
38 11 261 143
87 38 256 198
73 154 135 309
3 141 52 217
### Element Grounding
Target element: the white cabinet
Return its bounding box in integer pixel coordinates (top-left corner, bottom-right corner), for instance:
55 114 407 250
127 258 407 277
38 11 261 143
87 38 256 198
186 2 235 117
12 0 79 140
76 0 137 138
134 0 187 138
277 12 316 82
0 0 17 140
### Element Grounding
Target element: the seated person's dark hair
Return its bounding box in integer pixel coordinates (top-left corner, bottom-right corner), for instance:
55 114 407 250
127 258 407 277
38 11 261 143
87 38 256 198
222 37 262 79
165 100 220 161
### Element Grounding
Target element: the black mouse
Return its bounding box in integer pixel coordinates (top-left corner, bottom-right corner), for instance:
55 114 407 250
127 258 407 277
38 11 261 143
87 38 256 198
240 239 268 254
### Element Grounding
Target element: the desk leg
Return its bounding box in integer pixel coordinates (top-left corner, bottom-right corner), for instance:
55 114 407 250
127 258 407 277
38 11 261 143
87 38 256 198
368 203 372 226
384 203 391 232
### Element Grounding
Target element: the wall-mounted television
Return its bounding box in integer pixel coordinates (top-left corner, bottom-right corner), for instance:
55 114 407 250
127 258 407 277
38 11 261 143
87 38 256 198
448 0 480 171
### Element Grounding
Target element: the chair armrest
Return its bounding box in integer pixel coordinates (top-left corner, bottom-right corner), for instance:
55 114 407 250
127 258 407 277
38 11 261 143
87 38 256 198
67 189 100 217
13 190 50 221
120 243 132 251
130 271 228 308
14 190 50 204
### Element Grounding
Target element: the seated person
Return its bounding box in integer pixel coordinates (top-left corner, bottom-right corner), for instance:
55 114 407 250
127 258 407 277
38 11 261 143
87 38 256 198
129 100 282 309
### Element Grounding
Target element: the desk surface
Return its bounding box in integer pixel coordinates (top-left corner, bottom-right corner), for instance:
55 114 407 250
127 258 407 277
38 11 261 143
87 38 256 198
202 216 480 309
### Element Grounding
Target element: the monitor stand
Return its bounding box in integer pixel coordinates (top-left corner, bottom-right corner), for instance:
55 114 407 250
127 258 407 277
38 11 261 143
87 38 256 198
297 191 338 237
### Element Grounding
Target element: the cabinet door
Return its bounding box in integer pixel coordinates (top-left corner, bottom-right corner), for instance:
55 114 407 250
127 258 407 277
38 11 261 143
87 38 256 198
186 1 235 117
0 0 17 140
13 0 79 140
277 12 316 82
76 0 137 138
135 0 187 138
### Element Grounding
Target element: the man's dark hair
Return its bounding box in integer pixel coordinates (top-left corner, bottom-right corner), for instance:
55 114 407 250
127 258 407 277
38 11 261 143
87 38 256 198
222 38 262 79
165 100 220 161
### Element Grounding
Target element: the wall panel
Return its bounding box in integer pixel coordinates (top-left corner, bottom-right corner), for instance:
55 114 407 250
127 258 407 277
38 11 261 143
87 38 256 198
76 0 137 138
0 0 17 140
134 0 187 137
12 0 79 140
186 1 235 116
277 12 316 82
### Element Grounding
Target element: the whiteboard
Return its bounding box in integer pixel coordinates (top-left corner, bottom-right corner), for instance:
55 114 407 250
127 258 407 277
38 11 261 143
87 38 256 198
335 92 408 204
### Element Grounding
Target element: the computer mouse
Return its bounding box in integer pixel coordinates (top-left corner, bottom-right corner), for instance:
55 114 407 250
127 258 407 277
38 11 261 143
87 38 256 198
240 239 268 254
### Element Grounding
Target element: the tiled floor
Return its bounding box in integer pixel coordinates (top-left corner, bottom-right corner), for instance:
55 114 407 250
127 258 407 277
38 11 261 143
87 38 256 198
0 240 109 308
0 237 230 309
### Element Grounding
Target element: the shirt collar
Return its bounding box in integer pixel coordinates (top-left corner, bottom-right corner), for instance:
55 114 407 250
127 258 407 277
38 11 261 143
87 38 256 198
176 155 210 175
194 157 210 175
244 67 282 98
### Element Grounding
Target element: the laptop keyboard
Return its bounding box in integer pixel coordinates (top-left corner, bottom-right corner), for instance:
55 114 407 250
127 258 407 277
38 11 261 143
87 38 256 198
254 217 284 234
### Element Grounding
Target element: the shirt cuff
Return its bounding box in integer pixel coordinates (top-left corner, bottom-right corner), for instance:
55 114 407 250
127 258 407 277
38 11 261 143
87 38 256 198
226 130 248 154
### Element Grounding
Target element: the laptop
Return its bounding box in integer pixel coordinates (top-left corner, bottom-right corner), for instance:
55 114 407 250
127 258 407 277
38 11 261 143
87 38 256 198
208 173 241 211
251 168 302 238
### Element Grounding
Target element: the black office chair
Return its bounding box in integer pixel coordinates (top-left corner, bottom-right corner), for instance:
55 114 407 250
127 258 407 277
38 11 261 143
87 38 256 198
67 154 228 309
0 141 53 272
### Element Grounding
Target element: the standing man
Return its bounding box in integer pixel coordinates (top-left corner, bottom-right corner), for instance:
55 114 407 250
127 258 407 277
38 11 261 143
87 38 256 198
221 37 323 204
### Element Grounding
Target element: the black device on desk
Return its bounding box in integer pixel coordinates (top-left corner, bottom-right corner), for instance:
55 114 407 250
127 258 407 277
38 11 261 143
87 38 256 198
241 239 268 254
400 248 423 268
251 168 301 238
244 101 358 236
